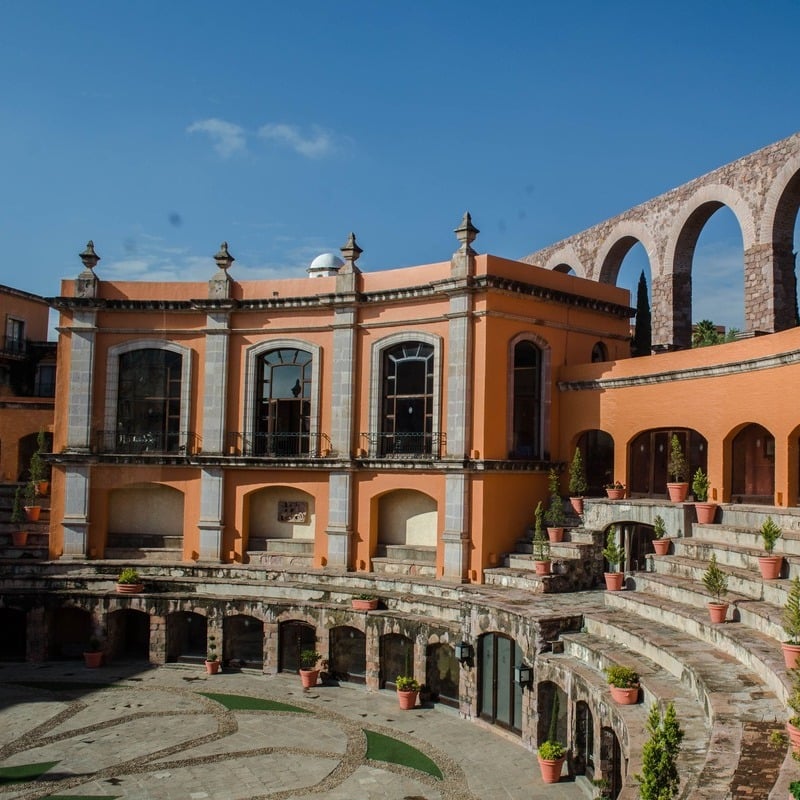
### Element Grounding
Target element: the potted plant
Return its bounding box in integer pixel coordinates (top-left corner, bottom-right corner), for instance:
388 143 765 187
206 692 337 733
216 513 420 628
205 634 220 675
666 434 689 502
299 649 322 688
692 467 717 524
532 501 551 576
790 780 800 800
29 429 50 497
786 664 800 754
396 674 420 709
83 636 103 669
651 514 670 555
782 576 800 669
591 777 611 799
606 664 640 704
702 553 728 623
604 480 625 500
351 593 379 611
537 691 566 783
568 447 588 516
22 481 41 522
635 701 683 800
757 516 783 580
116 567 144 594
544 468 566 542
10 486 28 547
602 526 625 590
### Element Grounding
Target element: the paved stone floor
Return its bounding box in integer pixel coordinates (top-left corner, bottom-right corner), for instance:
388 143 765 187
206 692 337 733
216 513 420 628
0 662 586 800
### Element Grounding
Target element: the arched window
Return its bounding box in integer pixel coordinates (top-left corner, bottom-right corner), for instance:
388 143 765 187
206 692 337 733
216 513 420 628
591 342 608 362
255 348 312 456
511 341 542 458
117 348 183 452
380 341 434 456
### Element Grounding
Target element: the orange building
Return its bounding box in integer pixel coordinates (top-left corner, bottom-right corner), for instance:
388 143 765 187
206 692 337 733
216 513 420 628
49 221 632 581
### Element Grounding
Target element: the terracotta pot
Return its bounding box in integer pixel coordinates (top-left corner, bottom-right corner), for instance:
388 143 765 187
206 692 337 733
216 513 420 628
609 685 639 704
604 572 624 591
351 598 378 611
547 527 564 543
24 505 41 522
666 482 688 502
758 555 783 580
205 659 220 675
652 538 670 555
397 689 419 710
605 488 625 500
299 668 319 688
116 583 144 594
707 602 728 623
534 560 552 576
787 721 800 754
11 530 29 547
537 755 565 784
84 651 103 668
569 497 584 516
35 481 50 497
782 642 800 670
695 502 717 524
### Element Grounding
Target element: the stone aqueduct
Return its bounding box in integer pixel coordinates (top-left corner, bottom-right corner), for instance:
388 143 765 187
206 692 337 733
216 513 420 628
523 131 800 349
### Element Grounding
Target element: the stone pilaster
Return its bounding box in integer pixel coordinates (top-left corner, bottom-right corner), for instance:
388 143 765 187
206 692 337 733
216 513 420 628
446 294 471 458
201 312 230 454
442 472 470 582
65 310 97 450
325 471 353 569
61 465 91 558
329 309 356 456
197 467 224 562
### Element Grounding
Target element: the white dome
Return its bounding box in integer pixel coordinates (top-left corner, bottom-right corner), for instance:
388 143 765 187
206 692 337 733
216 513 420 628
308 252 344 277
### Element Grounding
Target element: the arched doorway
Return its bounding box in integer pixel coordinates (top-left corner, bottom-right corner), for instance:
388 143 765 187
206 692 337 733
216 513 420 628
380 633 413 690
278 620 316 673
601 726 623 799
629 428 707 497
576 430 614 495
329 626 366 683
0 608 26 661
731 423 775 504
537 680 567 746
108 609 150 661
223 615 263 668
478 633 524 734
50 606 92 660
166 611 207 663
425 643 459 707
574 700 595 779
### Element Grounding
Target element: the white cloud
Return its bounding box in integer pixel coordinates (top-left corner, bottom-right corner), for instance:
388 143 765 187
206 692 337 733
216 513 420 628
187 118 247 158
257 123 334 158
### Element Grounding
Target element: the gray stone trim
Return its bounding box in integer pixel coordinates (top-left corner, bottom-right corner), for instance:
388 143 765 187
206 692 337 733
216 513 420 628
201 313 230 454
445 293 471 458
325 471 352 569
104 339 193 451
65 311 97 450
198 467 224 562
559 346 800 392
61 464 91 557
442 472 469 581
506 332 552 460
242 337 321 448
367 331 442 457
330 310 356 456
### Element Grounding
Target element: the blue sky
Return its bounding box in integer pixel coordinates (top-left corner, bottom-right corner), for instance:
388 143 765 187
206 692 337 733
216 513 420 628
2 1 799 335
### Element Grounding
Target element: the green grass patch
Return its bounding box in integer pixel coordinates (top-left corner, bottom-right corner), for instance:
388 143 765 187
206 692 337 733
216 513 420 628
0 761 60 785
198 692 310 713
364 730 443 780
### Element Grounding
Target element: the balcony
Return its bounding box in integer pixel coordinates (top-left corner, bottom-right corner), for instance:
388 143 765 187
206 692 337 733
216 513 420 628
359 432 446 459
226 431 331 458
0 336 28 359
93 430 199 455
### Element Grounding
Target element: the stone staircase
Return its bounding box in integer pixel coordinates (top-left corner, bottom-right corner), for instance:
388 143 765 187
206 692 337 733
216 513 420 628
106 532 183 561
371 543 437 577
246 537 314 568
0 482 50 560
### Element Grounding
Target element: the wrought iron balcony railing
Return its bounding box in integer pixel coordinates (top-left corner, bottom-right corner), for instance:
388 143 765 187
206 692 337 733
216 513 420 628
94 430 199 455
359 432 445 459
227 431 332 458
0 336 28 358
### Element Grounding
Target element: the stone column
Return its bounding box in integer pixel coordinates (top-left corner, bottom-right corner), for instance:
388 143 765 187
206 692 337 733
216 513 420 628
65 311 97 450
442 472 469 582
61 465 91 558
197 467 224 562
201 312 231 454
326 471 353 569
329 309 356 456
744 242 797 333
651 271 692 351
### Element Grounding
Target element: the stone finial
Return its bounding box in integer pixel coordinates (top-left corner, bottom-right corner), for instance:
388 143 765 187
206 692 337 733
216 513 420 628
454 212 479 255
339 232 362 274
214 242 235 272
79 240 101 272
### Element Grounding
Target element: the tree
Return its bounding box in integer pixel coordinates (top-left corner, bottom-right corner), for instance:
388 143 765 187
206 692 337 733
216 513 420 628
636 701 684 800
631 270 652 357
692 319 722 348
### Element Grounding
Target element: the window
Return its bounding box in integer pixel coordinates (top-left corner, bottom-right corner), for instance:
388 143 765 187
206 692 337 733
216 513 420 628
4 318 24 354
511 340 542 458
380 341 434 456
34 364 56 397
254 348 312 456
116 348 182 452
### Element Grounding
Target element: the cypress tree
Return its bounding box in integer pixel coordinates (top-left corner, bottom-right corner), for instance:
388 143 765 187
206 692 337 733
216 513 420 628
632 270 652 357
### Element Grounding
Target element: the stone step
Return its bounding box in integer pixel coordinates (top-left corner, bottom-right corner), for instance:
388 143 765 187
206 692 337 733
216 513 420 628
690 522 800 556
380 544 436 562
370 556 437 578
247 538 315 555
483 567 549 593
104 547 183 562
500 554 596 592
676 536 799 575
